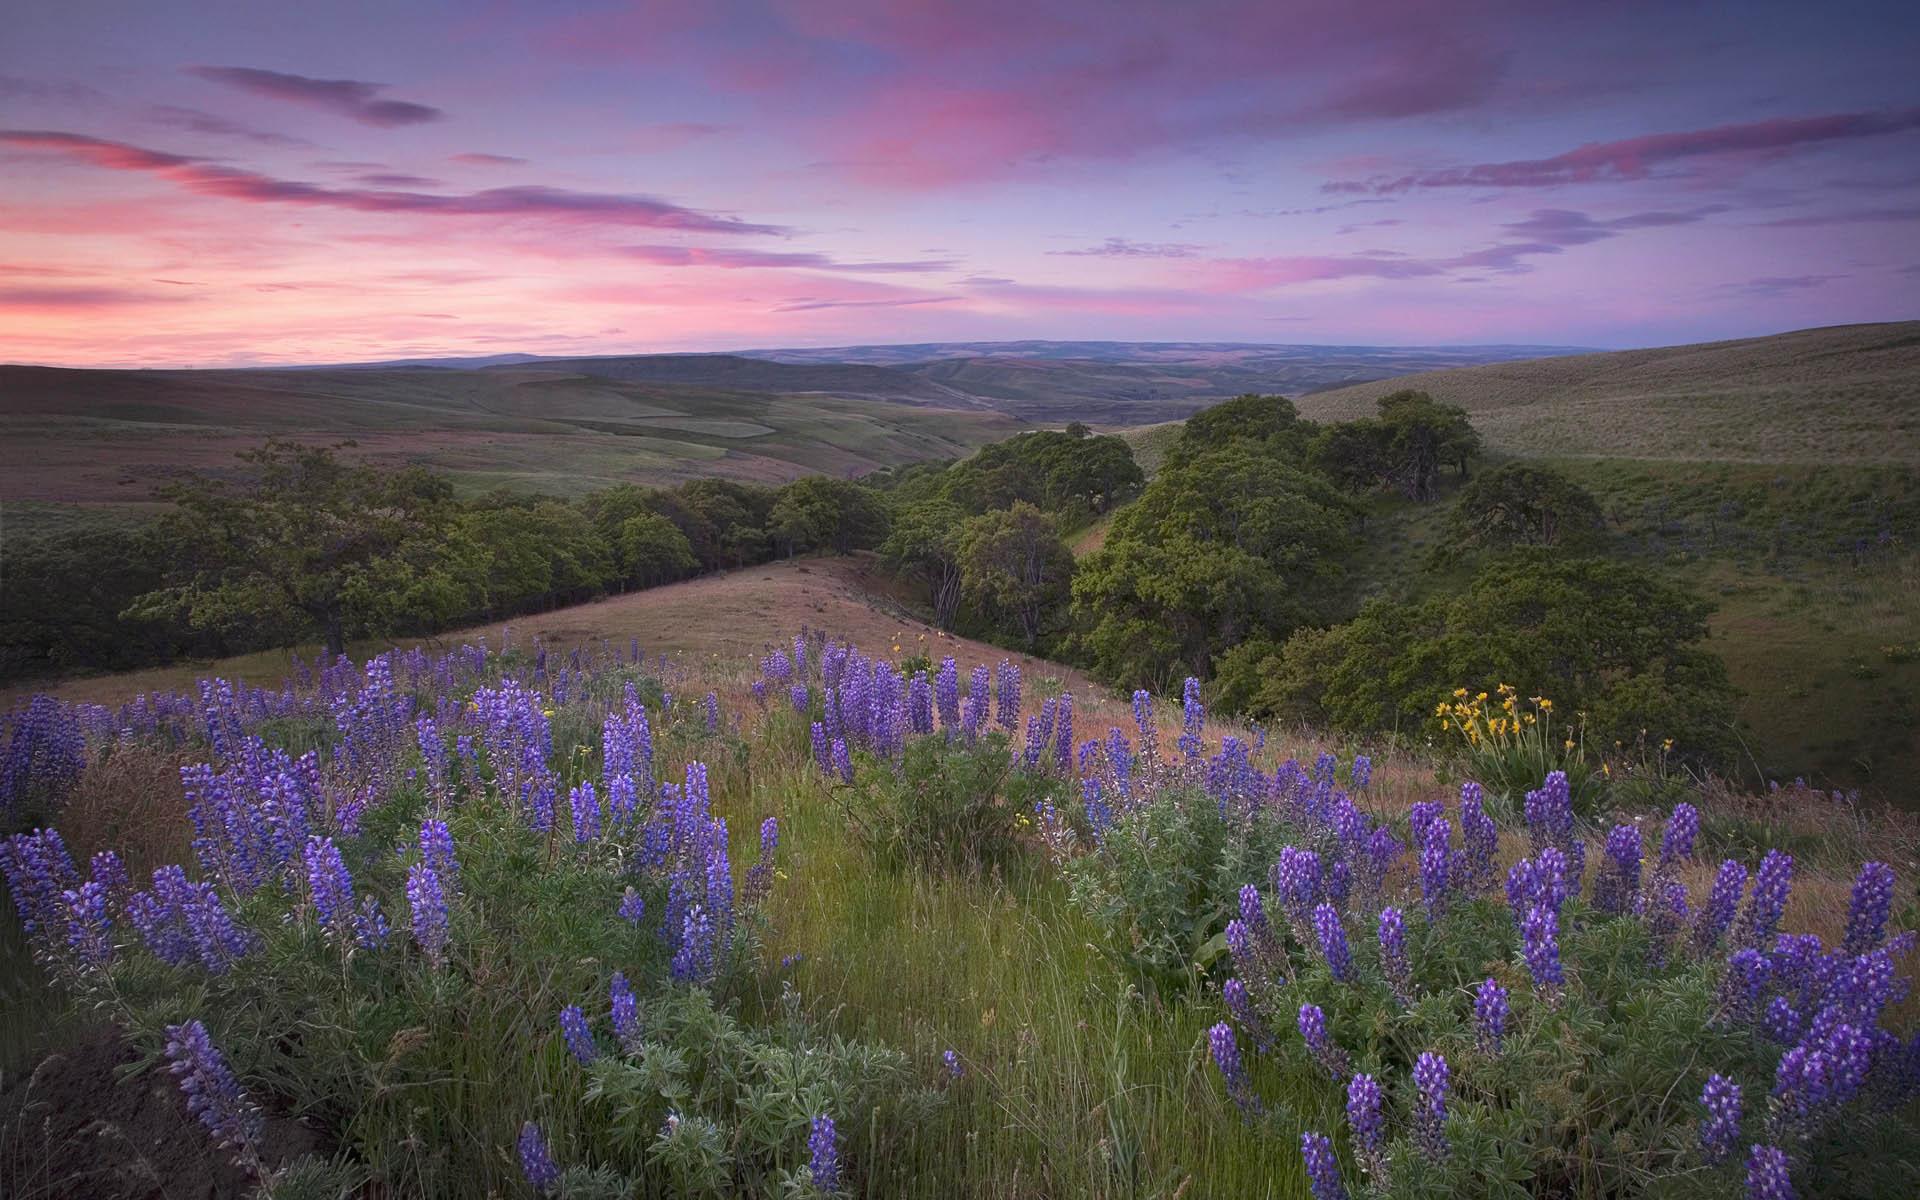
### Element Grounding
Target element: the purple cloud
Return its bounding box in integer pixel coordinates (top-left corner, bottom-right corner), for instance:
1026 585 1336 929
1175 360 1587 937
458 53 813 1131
1501 206 1728 245
1720 274 1847 296
149 105 312 147
0 285 192 308
1050 238 1203 258
1327 108 1920 192
450 152 527 166
0 130 786 234
621 245 952 272
354 172 443 187
188 66 444 126
772 295 959 311
1760 205 1920 227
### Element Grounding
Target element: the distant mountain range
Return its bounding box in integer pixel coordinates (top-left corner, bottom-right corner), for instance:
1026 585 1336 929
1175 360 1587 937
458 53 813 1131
295 340 1596 423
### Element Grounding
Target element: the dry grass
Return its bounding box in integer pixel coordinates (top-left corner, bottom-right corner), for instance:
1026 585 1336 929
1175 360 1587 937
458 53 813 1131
1299 321 1920 464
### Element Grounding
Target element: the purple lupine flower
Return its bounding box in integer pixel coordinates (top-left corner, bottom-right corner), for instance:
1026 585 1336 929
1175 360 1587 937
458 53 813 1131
995 660 1022 731
1719 949 1771 1027
1735 850 1793 952
1594 824 1643 916
1347 1072 1386 1174
1178 677 1205 760
569 781 602 845
1225 919 1256 978
943 1049 963 1079
406 862 449 968
963 666 991 743
1238 885 1284 975
610 971 640 1047
1414 1051 1450 1160
617 886 646 926
1746 1143 1794 1200
1764 996 1803 1044
88 849 128 893
1313 903 1354 982
1535 847 1572 913
1131 689 1159 764
1695 860 1748 956
1223 978 1275 1053
1843 862 1895 956
1409 799 1443 849
908 673 934 735
1659 802 1699 870
518 1121 560 1194
935 658 961 730
61 880 112 968
1297 1003 1349 1080
352 895 389 949
1522 904 1563 1002
1208 1022 1261 1115
1419 817 1453 918
811 721 830 774
419 817 459 882
559 1004 597 1064
1646 878 1691 968
1377 907 1412 1003
1054 693 1074 771
1351 755 1372 790
1460 784 1498 892
1506 858 1539 924
1475 977 1511 1053
809 1114 841 1191
526 775 556 835
1700 1074 1742 1165
703 691 720 733
1300 1132 1346 1200
1274 846 1324 924
303 836 354 941
744 817 779 904
163 1020 262 1161
831 737 854 785
671 903 716 984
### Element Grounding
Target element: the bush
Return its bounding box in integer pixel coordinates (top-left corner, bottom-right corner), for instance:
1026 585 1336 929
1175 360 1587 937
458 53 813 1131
836 733 1047 876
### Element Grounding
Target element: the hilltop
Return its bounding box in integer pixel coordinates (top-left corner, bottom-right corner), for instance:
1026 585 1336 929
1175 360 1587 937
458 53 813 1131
1299 321 1920 465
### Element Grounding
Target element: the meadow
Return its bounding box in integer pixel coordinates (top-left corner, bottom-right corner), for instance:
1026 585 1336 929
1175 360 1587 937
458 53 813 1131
4 625 1916 1199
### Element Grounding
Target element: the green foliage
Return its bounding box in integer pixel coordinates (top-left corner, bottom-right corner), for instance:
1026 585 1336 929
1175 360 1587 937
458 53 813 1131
769 477 891 558
957 503 1075 648
1242 551 1741 767
1163 394 1319 469
905 429 1144 520
1310 390 1480 501
1444 463 1606 552
836 734 1046 875
879 500 966 630
1072 445 1354 684
1061 786 1297 992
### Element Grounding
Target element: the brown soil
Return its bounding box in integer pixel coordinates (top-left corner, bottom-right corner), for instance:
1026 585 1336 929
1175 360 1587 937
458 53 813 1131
0 1027 322 1200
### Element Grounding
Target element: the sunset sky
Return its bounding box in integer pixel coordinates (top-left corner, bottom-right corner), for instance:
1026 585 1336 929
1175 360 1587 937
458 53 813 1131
3 1 1918 366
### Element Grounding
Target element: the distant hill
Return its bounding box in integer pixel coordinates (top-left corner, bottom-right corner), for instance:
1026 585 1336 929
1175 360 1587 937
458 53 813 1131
1299 321 1920 465
0 363 1022 542
489 355 982 407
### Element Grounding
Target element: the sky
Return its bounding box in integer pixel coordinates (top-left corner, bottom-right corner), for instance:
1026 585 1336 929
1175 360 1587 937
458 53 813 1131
2 0 1918 367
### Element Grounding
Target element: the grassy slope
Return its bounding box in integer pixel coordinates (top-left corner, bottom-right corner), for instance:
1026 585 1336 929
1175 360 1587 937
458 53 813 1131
1297 321 1920 464
0 365 1024 541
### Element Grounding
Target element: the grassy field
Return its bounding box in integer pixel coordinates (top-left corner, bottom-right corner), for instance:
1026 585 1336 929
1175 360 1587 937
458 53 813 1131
0 365 1024 542
1299 321 1920 464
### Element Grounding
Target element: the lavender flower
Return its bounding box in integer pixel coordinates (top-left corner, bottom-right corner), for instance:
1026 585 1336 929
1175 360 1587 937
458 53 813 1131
809 1114 841 1191
164 1020 262 1162
419 817 459 883
1178 677 1205 760
1419 817 1452 918
995 660 1022 731
1659 802 1699 870
1594 824 1643 916
61 880 112 968
1719 949 1771 1027
811 721 830 773
1700 1074 1742 1165
935 658 960 730
406 862 449 968
1377 906 1412 1003
559 1004 597 1064
831 737 853 785
1745 1143 1794 1200
353 895 389 949
1314 903 1354 982
1475 977 1511 1054
1414 1051 1451 1160
1297 1003 1349 1080
1522 904 1563 1002
518 1121 560 1194
943 1049 963 1079
1460 784 1498 892
1300 1131 1347 1200
569 780 601 844
1352 755 1372 790
1208 1022 1261 1115
610 971 640 1047
1843 862 1895 956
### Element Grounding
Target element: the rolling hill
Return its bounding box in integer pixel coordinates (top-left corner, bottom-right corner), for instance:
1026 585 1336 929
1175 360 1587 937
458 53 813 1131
1298 321 1920 465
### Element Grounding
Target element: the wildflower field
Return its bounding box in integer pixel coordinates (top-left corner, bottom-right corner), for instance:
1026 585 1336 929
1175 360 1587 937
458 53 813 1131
3 632 1917 1199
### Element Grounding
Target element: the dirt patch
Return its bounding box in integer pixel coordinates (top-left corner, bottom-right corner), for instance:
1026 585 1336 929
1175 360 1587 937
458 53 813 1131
0 1027 323 1200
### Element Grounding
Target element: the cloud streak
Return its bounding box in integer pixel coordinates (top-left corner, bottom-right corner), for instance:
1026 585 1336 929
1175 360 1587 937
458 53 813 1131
1327 108 1920 192
0 130 786 234
189 66 444 126
621 245 953 272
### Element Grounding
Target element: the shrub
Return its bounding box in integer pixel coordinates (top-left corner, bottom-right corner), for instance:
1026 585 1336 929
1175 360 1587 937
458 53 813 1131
835 733 1046 875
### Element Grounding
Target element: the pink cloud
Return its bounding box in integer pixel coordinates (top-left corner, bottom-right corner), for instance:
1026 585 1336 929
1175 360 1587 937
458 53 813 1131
188 66 444 126
1328 107 1920 192
0 131 786 234
450 152 527 166
619 245 953 273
